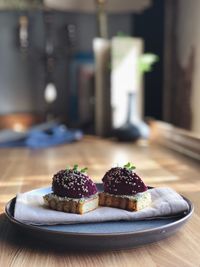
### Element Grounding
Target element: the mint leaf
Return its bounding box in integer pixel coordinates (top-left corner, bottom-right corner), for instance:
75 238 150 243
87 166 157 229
66 165 70 171
80 167 88 173
124 162 136 171
130 166 136 170
73 164 78 171
124 162 131 168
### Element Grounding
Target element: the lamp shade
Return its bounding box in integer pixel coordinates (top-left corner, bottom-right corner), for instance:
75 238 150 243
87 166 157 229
44 0 152 14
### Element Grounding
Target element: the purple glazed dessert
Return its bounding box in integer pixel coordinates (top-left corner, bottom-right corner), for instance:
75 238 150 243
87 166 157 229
52 169 98 198
102 166 147 196
43 165 99 214
99 163 151 212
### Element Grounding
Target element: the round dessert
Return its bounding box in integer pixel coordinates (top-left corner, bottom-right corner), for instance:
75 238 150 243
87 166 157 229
102 167 147 195
52 169 98 198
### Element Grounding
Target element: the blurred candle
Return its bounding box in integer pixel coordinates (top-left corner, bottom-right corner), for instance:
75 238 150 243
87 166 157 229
93 38 111 136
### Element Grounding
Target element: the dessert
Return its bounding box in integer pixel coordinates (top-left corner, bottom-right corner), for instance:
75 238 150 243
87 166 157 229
43 165 99 214
99 163 151 211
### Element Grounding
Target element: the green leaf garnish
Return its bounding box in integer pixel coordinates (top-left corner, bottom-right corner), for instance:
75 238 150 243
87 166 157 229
73 164 79 171
66 165 70 171
124 162 131 168
80 167 88 173
66 164 88 173
124 162 136 171
130 166 136 170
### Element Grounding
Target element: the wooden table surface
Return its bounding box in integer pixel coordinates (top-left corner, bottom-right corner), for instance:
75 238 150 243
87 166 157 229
0 136 200 267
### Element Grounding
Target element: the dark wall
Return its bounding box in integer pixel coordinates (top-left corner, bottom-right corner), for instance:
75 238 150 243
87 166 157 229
0 11 132 121
0 11 72 118
0 11 45 114
134 0 164 120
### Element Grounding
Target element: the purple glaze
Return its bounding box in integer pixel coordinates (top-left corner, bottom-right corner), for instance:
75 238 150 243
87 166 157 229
52 169 97 198
102 167 147 195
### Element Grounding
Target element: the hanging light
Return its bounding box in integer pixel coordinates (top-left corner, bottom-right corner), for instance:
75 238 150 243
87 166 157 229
44 82 57 104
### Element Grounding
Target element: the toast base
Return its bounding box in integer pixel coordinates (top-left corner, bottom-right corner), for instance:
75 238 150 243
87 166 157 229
43 193 99 214
99 191 151 211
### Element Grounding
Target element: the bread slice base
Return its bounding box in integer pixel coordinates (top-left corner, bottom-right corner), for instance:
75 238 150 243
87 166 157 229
99 191 151 211
43 193 99 214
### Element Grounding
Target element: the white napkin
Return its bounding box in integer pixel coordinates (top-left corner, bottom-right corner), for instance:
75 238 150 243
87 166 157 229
14 187 190 225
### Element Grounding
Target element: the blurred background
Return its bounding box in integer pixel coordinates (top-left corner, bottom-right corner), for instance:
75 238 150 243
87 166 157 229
0 0 199 152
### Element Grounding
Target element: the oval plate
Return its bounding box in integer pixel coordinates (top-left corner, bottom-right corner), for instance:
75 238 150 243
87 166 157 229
5 184 193 251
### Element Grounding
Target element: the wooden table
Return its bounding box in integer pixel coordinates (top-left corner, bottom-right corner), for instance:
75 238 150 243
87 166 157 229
0 136 200 267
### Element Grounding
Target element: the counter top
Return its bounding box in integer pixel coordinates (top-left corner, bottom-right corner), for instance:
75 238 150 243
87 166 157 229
0 137 199 267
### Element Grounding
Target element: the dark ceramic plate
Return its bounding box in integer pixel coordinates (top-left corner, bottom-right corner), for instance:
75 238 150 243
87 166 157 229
5 184 193 251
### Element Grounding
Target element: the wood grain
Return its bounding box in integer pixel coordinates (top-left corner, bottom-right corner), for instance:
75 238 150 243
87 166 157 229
0 136 200 267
